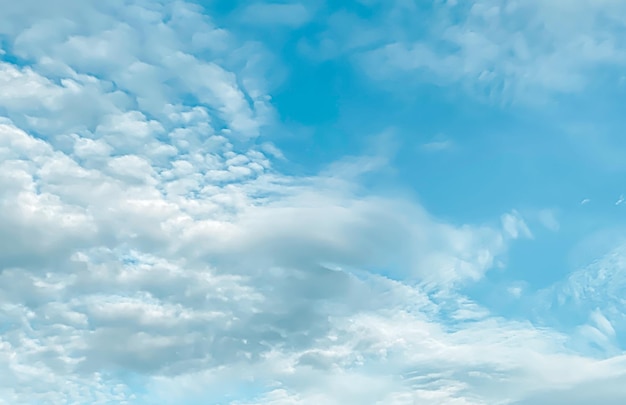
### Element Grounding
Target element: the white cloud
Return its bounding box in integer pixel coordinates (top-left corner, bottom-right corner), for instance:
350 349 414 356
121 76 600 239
420 134 455 152
308 0 626 101
537 242 626 348
592 309 617 339
421 139 454 152
2 1 626 404
501 210 533 239
508 285 524 299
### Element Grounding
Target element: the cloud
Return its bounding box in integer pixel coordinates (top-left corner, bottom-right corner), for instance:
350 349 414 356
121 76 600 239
306 0 626 102
421 140 453 152
2 1 626 404
513 373 626 405
149 294 626 404
420 134 455 152
507 285 524 299
501 210 533 239
536 242 626 349
0 1 271 140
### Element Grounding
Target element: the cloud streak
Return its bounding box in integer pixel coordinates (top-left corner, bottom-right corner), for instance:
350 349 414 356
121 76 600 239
303 0 626 102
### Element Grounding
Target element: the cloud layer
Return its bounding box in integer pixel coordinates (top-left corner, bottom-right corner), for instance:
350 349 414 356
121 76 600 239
2 1 626 404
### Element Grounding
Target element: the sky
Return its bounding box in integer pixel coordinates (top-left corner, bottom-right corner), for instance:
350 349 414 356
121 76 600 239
2 0 626 403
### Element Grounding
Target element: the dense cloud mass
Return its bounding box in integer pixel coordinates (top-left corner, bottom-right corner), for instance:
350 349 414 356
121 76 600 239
2 0 626 404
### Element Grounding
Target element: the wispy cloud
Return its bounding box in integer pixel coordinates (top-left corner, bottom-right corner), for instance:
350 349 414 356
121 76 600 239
420 135 455 152
307 0 626 102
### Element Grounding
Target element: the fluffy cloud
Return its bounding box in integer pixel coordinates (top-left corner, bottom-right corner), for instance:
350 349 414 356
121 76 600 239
2 1 626 404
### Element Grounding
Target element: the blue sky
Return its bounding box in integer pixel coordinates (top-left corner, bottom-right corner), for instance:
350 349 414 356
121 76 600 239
2 0 626 404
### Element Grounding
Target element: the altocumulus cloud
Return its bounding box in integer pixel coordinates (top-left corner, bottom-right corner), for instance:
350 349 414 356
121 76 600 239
2 1 626 405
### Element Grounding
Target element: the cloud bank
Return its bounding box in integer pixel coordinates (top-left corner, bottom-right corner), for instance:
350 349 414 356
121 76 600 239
1 1 626 404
